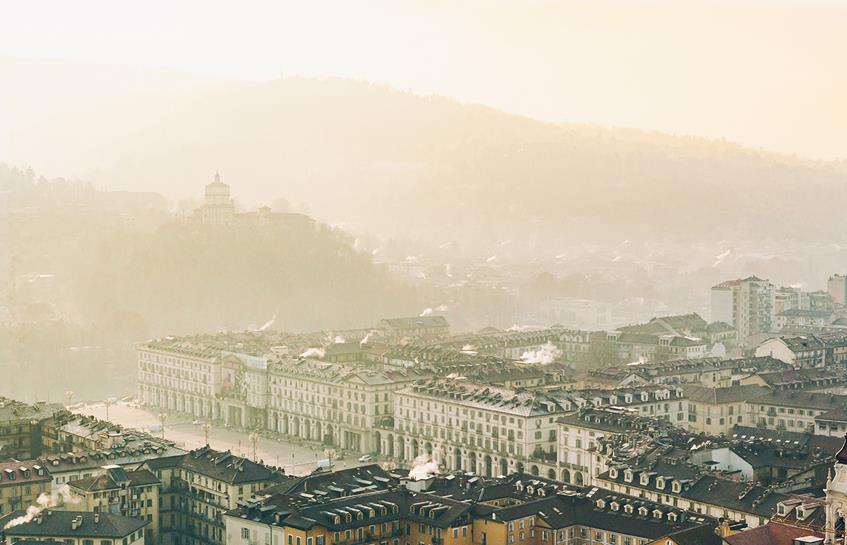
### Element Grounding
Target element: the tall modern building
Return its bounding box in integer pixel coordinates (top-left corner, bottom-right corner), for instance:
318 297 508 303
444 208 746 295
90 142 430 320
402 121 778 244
828 274 847 307
710 276 775 340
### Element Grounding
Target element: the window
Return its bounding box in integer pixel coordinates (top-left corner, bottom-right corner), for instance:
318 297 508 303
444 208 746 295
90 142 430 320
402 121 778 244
242 529 250 540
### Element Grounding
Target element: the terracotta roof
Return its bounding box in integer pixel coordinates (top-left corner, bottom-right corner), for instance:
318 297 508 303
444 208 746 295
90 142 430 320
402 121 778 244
724 522 823 545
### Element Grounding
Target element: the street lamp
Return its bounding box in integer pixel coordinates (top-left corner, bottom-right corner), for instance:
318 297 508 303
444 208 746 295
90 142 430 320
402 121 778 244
158 413 167 439
324 448 336 470
248 432 259 462
202 423 211 446
104 398 114 422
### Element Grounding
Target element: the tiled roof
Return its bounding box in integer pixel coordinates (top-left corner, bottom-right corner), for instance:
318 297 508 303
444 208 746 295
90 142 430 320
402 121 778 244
724 522 823 545
683 384 770 404
0 511 147 539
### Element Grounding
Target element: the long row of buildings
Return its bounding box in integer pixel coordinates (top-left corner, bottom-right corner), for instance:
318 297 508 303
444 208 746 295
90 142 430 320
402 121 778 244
9 440 847 545
135 324 847 488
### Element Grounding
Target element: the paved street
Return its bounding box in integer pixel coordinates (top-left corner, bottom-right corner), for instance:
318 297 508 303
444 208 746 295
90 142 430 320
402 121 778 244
74 400 381 476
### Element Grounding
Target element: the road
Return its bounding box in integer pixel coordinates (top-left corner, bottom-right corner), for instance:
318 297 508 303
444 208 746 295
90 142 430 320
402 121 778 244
74 400 378 476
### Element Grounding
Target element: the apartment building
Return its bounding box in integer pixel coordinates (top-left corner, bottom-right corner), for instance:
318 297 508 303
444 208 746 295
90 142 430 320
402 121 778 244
152 446 286 545
0 460 51 518
556 407 681 487
682 385 770 436
711 276 775 340
137 339 223 420
828 274 847 307
379 317 450 339
0 511 148 545
598 462 785 529
68 466 160 544
604 331 708 364
0 398 60 460
225 473 718 545
267 360 428 455
38 429 184 489
138 336 429 455
747 391 847 434
393 380 566 479
755 333 847 367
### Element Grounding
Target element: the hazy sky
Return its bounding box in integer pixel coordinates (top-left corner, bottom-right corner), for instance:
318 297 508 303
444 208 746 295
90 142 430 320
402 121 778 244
2 0 846 159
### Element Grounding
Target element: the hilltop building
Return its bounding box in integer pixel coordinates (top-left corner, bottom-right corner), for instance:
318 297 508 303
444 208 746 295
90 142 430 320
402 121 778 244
189 173 315 230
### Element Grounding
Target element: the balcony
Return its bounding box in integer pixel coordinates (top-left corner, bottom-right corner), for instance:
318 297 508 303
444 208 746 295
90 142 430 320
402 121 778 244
529 450 557 463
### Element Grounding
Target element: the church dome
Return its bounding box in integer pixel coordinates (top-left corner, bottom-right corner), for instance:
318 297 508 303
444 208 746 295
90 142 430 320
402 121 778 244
205 172 231 197
836 433 847 464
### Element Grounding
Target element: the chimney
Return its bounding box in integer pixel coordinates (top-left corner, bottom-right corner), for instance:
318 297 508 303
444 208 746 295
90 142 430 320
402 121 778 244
715 520 732 538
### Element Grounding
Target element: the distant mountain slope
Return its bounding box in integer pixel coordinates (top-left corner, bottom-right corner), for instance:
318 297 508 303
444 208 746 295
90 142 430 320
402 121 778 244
3 59 846 251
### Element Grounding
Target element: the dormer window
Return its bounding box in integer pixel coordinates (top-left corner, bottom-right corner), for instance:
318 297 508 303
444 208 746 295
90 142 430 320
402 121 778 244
640 473 649 486
625 395 633 403
777 503 786 515
624 504 633 514
624 470 633 483
610 502 620 511
797 507 805 520
653 510 663 519
596 499 605 509
672 481 681 493
656 477 664 489
667 512 678 522
515 482 524 492
641 393 649 402
638 506 648 516
609 468 619 479
526 486 534 495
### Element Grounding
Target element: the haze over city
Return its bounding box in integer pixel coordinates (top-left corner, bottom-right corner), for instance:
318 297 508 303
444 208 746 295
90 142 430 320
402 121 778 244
1 3 847 545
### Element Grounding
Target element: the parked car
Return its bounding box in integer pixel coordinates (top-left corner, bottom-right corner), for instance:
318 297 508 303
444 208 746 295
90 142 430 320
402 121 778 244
358 454 374 463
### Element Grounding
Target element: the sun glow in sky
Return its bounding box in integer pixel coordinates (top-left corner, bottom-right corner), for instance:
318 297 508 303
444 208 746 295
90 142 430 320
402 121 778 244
2 0 846 159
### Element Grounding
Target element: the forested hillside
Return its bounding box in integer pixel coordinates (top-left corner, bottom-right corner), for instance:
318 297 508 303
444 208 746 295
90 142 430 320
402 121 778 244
3 60 847 256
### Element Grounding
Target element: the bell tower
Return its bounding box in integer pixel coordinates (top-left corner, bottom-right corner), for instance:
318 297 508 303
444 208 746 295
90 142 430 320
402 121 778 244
825 434 847 543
